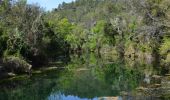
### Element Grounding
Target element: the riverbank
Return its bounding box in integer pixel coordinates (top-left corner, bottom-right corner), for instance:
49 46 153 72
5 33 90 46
1 50 170 80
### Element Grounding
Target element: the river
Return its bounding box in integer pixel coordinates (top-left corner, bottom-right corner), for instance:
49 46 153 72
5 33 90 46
0 53 169 100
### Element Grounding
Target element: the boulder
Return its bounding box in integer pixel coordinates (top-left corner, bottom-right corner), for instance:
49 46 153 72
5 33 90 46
3 56 32 74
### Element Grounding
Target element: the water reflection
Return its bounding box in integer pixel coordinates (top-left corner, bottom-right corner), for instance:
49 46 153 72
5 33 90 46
48 93 99 100
0 53 170 100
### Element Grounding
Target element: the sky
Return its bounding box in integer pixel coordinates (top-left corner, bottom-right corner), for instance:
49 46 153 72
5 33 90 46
27 0 75 11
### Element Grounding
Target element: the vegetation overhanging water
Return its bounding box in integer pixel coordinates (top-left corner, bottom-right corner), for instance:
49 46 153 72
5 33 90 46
0 0 170 100
0 53 170 100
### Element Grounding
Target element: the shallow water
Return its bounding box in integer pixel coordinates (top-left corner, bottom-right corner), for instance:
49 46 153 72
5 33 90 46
0 53 170 100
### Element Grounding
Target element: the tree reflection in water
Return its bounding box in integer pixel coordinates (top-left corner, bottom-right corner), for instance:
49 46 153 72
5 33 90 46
0 53 169 100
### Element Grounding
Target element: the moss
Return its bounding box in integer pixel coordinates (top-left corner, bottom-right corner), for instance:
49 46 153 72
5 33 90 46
3 56 32 74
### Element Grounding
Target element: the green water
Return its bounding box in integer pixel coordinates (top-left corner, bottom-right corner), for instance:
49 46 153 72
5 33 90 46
0 53 170 100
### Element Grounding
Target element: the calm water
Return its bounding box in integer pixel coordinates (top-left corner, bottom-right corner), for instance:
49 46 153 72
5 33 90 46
0 53 170 100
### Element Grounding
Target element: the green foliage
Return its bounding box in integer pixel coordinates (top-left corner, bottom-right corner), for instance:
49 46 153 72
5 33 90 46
86 20 107 51
0 0 69 68
5 28 25 56
92 20 105 34
160 37 170 55
104 22 118 45
0 0 170 71
56 18 74 39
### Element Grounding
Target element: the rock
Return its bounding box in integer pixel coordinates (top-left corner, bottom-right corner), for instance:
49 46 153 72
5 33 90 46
120 91 128 95
165 74 170 76
149 84 161 88
136 86 148 91
3 56 32 74
152 75 162 79
98 97 119 100
7 72 16 77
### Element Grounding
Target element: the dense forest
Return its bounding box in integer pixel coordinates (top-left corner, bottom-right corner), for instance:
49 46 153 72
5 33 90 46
0 0 170 78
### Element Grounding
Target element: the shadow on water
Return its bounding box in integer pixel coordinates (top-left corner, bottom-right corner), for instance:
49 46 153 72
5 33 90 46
0 53 170 100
